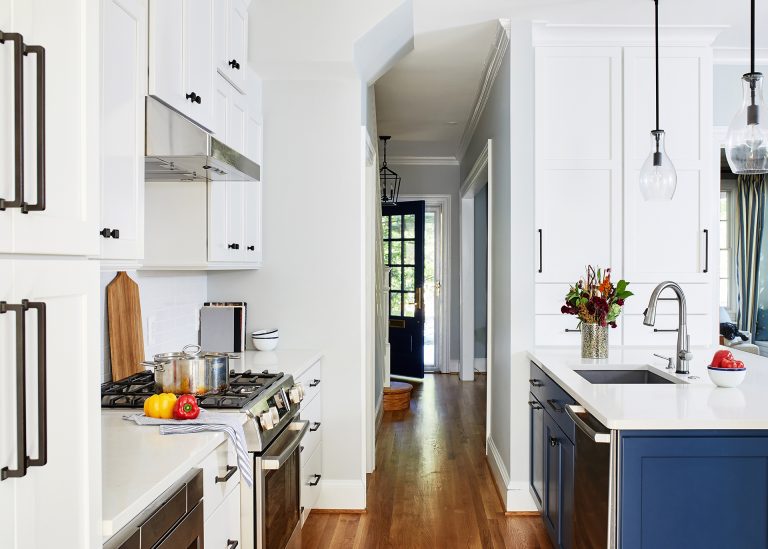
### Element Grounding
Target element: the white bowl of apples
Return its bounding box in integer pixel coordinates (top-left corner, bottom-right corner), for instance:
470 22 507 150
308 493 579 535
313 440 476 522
708 350 747 388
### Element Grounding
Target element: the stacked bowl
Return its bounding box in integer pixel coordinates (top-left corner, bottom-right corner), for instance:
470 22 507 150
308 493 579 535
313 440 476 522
251 329 279 351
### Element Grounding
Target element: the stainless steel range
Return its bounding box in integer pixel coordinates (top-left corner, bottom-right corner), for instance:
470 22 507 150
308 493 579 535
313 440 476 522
101 368 309 549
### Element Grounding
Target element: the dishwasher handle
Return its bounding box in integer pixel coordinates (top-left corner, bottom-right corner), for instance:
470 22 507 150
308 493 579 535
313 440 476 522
565 404 611 444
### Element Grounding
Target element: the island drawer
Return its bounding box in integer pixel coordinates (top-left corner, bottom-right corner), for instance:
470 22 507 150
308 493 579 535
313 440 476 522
529 362 576 442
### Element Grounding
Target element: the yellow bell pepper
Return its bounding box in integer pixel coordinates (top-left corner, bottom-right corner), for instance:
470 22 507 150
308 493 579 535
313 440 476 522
143 393 178 419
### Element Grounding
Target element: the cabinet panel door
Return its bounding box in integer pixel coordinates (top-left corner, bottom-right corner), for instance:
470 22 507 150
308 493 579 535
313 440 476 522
243 181 262 265
543 412 562 544
208 180 245 262
100 0 146 261
148 0 185 113
226 0 248 92
12 259 100 548
535 169 619 283
204 487 242 549
529 395 545 511
212 74 229 138
227 88 247 154
12 0 99 256
623 47 714 284
0 2 12 252
0 260 15 549
183 0 214 131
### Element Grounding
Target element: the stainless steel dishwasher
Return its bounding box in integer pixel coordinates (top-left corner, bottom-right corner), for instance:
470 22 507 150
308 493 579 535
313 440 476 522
565 405 618 549
103 469 204 549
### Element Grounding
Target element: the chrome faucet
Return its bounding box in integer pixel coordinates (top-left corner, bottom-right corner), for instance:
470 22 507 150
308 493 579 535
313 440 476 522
643 281 693 374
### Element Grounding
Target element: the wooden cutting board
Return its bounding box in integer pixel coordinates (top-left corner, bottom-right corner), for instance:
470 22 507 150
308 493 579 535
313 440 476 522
107 271 145 381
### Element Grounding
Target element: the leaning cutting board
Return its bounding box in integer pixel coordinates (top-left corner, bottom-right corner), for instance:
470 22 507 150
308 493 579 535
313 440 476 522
107 271 145 381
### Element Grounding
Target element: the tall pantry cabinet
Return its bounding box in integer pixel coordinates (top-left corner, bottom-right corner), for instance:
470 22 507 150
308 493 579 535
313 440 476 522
533 26 718 348
0 0 101 548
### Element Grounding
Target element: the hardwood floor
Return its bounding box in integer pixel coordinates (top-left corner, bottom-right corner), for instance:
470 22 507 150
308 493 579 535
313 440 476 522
302 373 552 549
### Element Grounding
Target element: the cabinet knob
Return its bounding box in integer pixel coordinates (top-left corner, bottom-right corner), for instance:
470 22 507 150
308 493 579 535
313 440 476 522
228 243 240 250
247 245 255 251
99 228 119 239
228 59 240 70
185 92 202 104
549 436 559 447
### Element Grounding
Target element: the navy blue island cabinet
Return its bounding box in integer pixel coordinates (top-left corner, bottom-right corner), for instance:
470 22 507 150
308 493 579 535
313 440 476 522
619 431 768 549
529 362 768 549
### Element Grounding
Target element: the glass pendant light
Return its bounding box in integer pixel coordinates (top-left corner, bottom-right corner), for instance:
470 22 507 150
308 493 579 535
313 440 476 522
639 0 677 201
725 0 768 174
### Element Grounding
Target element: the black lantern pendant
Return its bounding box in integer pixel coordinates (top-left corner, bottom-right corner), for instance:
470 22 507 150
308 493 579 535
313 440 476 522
379 136 401 205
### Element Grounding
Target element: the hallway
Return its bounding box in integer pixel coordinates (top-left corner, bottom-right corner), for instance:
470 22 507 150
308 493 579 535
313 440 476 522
302 374 552 548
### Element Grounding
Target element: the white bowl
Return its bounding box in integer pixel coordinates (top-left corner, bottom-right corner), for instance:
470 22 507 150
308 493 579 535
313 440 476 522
707 366 746 388
252 336 279 351
252 329 278 338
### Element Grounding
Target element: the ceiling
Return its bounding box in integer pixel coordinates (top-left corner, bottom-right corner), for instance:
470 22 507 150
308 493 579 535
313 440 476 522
375 0 767 160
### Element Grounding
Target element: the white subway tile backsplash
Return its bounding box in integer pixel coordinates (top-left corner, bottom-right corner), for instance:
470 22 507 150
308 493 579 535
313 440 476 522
100 270 207 382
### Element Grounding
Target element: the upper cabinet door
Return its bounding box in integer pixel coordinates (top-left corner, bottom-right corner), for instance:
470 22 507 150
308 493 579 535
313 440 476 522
208 180 245 263
100 0 146 262
623 47 713 283
227 87 247 155
8 0 100 256
214 0 248 92
0 3 13 252
183 0 214 131
243 180 262 265
534 47 622 283
148 0 185 113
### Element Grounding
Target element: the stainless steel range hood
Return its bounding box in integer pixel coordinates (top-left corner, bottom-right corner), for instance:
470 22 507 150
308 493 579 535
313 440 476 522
145 96 260 182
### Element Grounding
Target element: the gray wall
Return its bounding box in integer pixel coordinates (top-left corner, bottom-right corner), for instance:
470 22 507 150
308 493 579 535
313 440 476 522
474 185 488 359
392 163 461 363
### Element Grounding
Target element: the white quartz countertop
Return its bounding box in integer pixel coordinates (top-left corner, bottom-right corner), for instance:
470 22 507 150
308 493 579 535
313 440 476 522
529 346 768 430
102 348 323 541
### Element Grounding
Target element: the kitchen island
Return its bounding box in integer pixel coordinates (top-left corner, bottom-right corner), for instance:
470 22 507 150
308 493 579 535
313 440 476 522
528 346 768 549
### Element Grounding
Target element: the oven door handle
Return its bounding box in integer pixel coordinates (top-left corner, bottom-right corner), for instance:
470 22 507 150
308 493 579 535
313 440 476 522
565 405 611 444
261 420 309 470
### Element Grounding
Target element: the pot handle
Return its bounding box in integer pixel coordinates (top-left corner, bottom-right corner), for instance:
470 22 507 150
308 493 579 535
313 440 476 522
182 344 202 357
227 353 241 360
141 360 166 372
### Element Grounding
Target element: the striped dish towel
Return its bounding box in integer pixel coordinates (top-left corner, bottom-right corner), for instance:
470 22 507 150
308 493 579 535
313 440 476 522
124 410 253 487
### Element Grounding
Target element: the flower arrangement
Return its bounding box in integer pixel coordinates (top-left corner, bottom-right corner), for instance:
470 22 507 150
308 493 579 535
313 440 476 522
561 266 632 328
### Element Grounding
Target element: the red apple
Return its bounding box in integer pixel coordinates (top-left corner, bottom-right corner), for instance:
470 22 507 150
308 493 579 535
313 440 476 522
711 350 734 367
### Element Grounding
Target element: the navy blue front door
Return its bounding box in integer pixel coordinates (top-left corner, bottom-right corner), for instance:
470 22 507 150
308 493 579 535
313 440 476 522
382 201 425 379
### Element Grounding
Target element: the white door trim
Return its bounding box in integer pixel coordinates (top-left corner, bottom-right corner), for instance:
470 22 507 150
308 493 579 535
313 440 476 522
460 140 493 444
363 128 377 476
398 193 452 375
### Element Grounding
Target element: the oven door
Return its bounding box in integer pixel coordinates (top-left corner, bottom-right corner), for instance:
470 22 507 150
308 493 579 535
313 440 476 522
254 420 309 549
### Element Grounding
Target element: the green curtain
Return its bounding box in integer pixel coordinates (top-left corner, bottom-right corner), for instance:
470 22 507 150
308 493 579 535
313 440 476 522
736 174 767 334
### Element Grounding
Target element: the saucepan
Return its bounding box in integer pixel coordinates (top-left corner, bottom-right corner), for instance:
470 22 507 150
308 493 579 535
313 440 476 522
142 344 239 395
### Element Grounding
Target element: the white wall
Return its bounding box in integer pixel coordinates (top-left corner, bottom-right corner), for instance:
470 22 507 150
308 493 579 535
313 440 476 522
100 271 208 382
474 185 488 359
208 78 368 509
460 21 536 510
391 163 461 365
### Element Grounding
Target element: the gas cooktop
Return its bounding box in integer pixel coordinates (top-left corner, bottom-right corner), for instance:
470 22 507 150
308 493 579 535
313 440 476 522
100 369 285 410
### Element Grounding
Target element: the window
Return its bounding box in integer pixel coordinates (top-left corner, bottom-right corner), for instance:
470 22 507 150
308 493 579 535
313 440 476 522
720 182 737 317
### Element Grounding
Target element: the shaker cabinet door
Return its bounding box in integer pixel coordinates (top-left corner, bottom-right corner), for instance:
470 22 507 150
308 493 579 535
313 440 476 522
100 0 146 262
183 0 214 131
148 0 185 112
208 180 245 263
529 395 545 511
243 180 262 265
0 260 15 549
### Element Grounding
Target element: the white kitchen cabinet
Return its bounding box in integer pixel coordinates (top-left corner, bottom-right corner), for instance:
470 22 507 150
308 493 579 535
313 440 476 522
100 0 146 262
148 0 214 131
0 0 100 256
297 359 323 522
623 46 714 284
0 259 100 549
209 180 245 262
243 179 263 263
199 439 242 548
213 72 249 153
205 487 242 549
213 0 249 93
534 47 622 283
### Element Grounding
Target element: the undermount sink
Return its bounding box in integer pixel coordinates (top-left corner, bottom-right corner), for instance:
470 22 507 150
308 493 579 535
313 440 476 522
575 369 682 385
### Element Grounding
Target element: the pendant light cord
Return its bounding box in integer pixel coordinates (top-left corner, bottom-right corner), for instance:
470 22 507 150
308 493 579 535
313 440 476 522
655 0 660 132
752 0 756 74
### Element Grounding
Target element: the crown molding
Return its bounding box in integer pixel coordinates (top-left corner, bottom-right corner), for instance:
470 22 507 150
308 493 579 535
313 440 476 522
456 19 510 163
532 22 727 47
388 155 459 166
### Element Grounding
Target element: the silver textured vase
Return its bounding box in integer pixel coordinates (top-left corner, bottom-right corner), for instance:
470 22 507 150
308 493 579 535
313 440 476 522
581 323 608 359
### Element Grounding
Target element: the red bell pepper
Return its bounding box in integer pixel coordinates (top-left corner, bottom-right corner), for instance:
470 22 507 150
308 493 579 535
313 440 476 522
173 394 200 420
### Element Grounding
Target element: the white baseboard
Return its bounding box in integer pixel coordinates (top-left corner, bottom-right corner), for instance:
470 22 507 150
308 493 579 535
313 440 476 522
474 358 487 372
449 359 460 373
486 437 538 512
314 479 367 510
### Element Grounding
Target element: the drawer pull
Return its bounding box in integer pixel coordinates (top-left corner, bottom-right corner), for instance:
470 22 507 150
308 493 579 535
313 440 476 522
528 400 543 410
308 474 321 486
654 328 678 333
215 464 237 484
564 328 581 333
309 379 321 387
529 378 543 387
227 540 239 549
310 422 321 432
547 399 565 413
